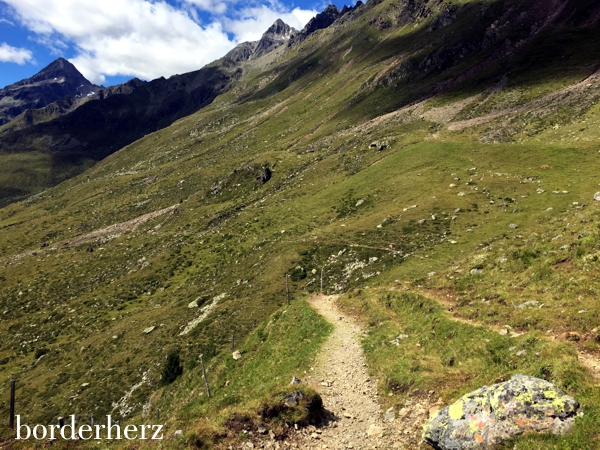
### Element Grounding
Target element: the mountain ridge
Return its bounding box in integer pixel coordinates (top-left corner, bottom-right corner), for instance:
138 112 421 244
0 18 305 207
0 57 103 126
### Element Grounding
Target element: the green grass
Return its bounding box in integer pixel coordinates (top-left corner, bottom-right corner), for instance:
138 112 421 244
338 289 600 448
1 0 600 447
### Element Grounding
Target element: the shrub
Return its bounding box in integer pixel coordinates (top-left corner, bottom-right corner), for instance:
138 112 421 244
160 349 183 386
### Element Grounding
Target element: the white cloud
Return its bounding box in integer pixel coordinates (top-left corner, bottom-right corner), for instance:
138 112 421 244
1 0 316 84
0 42 33 64
184 0 230 15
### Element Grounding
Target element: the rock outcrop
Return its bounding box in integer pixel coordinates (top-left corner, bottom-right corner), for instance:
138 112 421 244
423 374 580 449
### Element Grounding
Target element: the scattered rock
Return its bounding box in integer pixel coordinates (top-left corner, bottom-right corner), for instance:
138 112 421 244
470 268 483 275
283 390 304 407
367 424 384 437
173 430 183 438
143 326 155 334
232 350 242 360
515 300 539 309
594 192 600 202
508 223 519 229
423 374 579 449
187 299 200 308
385 407 395 422
290 376 302 385
369 140 388 151
558 331 582 342
257 424 268 435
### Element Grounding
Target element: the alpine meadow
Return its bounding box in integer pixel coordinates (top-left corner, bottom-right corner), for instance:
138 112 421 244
2 0 600 449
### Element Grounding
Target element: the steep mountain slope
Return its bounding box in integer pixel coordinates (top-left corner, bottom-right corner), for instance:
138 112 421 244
1 0 600 448
0 21 299 208
0 58 102 126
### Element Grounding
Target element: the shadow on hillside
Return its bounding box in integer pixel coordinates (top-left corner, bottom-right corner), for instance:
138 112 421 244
250 0 600 122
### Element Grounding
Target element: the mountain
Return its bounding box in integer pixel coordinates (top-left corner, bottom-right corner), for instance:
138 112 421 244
2 0 600 448
222 19 298 64
254 19 297 58
0 58 103 126
0 21 302 207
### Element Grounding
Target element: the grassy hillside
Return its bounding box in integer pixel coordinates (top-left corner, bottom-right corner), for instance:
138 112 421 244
1 0 600 447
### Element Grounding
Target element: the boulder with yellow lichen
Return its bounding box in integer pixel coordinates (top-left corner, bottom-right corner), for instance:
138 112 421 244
422 374 579 449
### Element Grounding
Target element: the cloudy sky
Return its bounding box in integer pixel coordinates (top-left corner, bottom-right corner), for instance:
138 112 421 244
0 0 349 88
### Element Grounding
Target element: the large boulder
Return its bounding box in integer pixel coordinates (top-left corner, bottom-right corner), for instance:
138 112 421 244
423 374 579 449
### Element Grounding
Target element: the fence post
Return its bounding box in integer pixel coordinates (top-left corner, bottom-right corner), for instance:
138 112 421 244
320 268 323 293
9 380 15 429
199 354 211 398
231 334 234 352
286 274 290 305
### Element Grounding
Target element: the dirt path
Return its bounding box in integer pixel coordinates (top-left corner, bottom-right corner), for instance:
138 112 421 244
288 294 432 450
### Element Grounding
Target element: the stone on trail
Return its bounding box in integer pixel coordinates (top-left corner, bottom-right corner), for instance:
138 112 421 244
423 374 579 449
367 424 384 437
232 350 242 360
385 407 395 422
594 192 600 202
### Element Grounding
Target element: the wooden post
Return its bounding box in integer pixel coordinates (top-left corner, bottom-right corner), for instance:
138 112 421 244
286 274 290 305
156 409 160 421
199 354 211 398
320 268 323 293
9 380 15 429
90 415 94 427
231 334 234 352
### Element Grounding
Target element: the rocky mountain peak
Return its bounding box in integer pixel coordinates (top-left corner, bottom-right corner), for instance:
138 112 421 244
30 58 82 83
253 19 298 58
265 18 295 37
0 58 103 125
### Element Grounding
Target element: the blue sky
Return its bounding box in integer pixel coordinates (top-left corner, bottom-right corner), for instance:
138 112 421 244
0 0 351 88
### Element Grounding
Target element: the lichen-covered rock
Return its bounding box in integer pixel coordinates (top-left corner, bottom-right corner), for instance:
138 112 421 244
423 374 579 449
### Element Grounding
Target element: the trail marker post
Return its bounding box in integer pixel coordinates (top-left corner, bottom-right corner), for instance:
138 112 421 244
200 354 211 398
286 274 290 305
9 380 15 429
320 268 323 293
